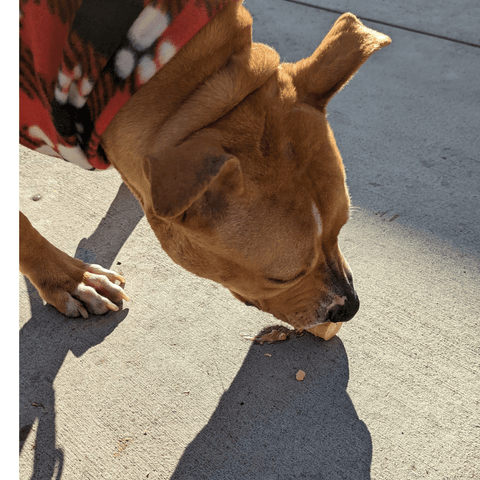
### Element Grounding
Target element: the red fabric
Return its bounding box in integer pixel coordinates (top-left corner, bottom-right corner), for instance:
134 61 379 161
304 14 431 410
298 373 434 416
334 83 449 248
20 0 235 170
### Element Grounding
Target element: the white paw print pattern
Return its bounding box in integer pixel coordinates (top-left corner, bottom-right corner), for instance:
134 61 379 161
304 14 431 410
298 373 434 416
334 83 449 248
55 63 94 109
55 64 82 104
28 125 57 151
115 48 136 79
157 41 177 66
28 125 92 169
68 76 94 109
56 143 92 169
114 5 175 85
137 54 156 85
54 62 95 140
129 6 169 51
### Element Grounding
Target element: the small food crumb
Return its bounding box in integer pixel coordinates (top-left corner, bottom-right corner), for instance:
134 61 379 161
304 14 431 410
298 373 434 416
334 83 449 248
258 329 289 344
242 328 292 344
296 370 306 381
264 353 272 357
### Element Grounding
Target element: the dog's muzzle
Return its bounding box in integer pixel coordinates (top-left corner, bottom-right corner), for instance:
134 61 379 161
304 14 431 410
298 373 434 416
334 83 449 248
326 290 360 323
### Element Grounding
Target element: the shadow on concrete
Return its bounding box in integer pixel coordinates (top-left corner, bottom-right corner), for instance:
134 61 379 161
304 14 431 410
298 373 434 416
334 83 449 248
19 279 128 479
73 182 145 267
19 182 143 479
171 332 372 480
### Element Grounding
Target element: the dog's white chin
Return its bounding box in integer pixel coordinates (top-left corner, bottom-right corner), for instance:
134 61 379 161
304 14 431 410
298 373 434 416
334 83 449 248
303 320 329 330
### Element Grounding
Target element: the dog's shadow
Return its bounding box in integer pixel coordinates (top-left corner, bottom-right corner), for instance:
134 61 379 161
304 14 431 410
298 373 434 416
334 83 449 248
73 181 145 266
19 182 143 479
20 183 372 478
171 333 373 480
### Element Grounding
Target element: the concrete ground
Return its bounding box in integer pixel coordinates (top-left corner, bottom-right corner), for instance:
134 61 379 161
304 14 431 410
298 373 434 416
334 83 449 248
19 0 479 478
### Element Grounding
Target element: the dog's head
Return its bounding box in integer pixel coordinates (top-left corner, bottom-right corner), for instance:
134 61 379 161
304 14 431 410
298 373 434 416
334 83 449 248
144 13 391 330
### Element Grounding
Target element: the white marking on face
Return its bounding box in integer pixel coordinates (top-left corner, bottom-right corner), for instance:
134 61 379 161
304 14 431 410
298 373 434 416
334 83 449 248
312 202 322 236
303 295 347 329
327 295 346 310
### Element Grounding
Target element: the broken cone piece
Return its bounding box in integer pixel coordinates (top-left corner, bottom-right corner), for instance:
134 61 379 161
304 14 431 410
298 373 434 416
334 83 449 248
296 370 306 381
306 322 343 341
258 329 288 345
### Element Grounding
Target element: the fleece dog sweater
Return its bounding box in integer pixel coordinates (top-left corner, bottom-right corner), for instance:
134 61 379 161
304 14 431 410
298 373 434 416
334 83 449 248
20 0 232 170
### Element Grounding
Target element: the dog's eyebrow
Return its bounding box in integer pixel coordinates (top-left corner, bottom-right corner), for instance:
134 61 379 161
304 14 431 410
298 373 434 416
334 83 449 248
266 270 307 285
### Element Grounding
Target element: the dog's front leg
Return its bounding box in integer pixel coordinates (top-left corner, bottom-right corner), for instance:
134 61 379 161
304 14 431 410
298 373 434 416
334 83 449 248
19 212 129 318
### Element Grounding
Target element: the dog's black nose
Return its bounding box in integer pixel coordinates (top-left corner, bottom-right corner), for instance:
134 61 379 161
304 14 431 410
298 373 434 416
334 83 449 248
327 293 360 323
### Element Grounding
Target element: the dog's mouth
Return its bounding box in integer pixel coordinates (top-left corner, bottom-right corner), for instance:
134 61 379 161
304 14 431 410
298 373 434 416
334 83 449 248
303 319 330 329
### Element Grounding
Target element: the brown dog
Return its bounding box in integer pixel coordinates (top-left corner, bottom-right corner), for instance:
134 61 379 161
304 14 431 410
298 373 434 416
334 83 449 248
20 2 391 330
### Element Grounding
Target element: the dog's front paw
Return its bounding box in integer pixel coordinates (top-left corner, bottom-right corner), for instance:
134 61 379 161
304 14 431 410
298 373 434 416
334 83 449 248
60 264 130 318
20 212 130 318
28 259 129 319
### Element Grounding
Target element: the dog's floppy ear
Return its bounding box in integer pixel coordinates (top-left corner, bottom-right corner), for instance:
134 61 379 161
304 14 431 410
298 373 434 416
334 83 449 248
144 134 242 218
292 13 391 109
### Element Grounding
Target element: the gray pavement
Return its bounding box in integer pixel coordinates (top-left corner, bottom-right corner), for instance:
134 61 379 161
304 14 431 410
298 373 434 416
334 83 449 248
19 0 479 478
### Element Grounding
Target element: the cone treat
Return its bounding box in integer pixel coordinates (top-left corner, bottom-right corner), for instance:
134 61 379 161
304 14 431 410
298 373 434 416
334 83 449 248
306 322 342 340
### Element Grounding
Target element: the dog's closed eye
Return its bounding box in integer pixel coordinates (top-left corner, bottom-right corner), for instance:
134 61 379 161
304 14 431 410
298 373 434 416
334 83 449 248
266 270 306 285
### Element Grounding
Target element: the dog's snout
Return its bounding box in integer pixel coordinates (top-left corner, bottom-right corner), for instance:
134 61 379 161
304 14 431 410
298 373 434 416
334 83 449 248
327 291 360 323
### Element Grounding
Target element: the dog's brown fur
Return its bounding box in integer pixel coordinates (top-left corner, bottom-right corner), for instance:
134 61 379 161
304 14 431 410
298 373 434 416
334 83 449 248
20 3 390 328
